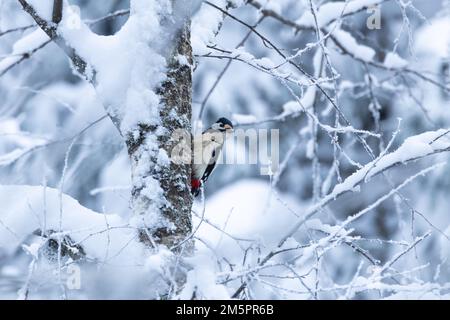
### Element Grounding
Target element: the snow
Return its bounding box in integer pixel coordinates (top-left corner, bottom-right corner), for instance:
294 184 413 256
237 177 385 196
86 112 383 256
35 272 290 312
384 52 408 69
0 185 142 262
406 14 450 123
231 46 256 63
180 253 230 299
3 0 450 300
192 0 229 55
175 54 190 66
306 139 315 159
54 0 186 230
22 240 44 259
0 184 178 299
196 180 304 248
95 151 132 218
58 1 168 135
191 0 247 55
333 29 376 62
187 180 307 298
0 118 47 167
257 57 276 69
415 17 450 58
307 219 350 237
144 247 172 275
0 28 49 75
330 129 450 197
230 47 279 71
296 0 385 28
185 180 369 299
281 86 316 116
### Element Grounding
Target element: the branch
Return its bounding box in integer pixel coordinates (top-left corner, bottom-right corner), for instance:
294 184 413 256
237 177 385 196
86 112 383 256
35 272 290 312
0 24 34 37
247 0 450 93
17 0 56 38
1 9 131 77
0 9 130 39
279 130 450 248
247 0 391 30
379 232 431 275
0 115 107 167
52 0 63 24
17 0 91 79
0 38 52 77
231 129 450 298
0 185 136 261
204 0 378 161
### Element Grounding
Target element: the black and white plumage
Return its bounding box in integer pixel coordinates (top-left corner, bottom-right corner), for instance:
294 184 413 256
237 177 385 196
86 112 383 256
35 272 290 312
191 117 233 196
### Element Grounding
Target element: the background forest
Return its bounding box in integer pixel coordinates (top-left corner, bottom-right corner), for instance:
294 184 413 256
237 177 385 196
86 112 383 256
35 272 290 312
1 0 450 299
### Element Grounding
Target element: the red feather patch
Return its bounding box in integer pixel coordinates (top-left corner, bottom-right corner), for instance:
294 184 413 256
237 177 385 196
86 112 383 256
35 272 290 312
191 179 201 190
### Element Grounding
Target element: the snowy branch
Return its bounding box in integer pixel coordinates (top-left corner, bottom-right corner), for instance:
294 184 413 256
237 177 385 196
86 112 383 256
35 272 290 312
17 0 90 78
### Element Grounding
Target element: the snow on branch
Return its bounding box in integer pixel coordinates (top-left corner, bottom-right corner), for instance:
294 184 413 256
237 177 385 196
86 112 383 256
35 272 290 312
231 129 450 297
17 0 91 78
296 0 388 28
244 0 450 95
280 129 450 245
332 29 376 62
192 0 246 55
0 185 140 261
0 29 51 77
0 8 132 77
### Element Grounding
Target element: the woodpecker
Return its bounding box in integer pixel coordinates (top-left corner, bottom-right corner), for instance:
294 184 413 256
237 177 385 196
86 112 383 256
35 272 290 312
191 117 234 197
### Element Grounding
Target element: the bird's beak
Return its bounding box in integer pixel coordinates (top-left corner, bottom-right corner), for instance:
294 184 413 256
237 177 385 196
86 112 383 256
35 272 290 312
224 124 234 132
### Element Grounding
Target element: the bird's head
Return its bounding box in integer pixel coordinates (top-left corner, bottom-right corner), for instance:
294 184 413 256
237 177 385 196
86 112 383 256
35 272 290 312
211 117 234 133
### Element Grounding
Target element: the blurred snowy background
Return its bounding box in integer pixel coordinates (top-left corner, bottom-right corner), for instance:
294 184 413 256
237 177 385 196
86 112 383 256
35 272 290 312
1 0 450 299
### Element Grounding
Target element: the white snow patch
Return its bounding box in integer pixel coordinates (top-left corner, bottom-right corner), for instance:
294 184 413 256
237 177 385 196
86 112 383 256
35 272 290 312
0 185 142 263
58 1 170 134
0 29 49 75
384 52 408 69
333 29 376 62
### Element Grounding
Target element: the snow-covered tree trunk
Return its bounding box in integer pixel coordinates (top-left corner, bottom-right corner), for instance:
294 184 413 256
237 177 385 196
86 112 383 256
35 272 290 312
18 0 193 248
129 8 193 248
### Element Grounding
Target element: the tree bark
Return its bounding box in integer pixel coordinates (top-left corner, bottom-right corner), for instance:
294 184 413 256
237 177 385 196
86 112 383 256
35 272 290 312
130 18 194 248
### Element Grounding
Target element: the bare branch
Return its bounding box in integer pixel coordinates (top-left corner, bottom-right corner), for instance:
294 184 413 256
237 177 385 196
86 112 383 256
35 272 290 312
52 0 63 24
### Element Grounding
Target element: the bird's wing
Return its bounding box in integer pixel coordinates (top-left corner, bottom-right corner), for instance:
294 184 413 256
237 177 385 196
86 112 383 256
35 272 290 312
201 141 224 182
201 162 217 183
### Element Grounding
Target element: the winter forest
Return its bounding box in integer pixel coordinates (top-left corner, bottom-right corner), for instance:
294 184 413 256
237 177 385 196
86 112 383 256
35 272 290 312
0 0 450 300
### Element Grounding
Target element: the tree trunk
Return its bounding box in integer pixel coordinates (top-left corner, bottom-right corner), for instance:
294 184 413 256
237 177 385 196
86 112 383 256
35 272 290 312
128 6 193 248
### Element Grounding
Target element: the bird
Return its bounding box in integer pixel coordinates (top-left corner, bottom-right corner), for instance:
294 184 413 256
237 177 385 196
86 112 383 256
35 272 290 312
191 117 234 197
